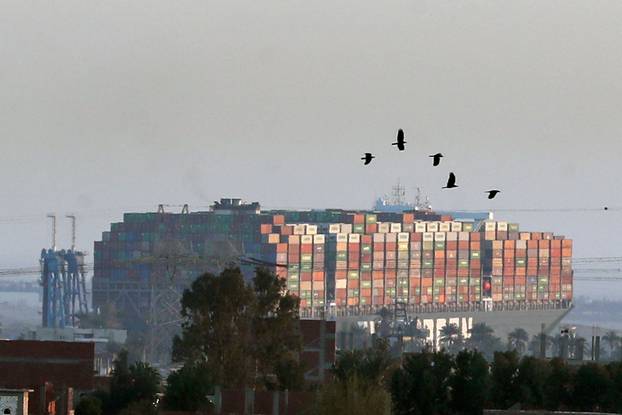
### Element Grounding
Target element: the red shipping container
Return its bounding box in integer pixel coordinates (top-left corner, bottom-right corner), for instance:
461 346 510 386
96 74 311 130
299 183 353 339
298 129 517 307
365 224 377 233
411 233 423 242
347 298 359 306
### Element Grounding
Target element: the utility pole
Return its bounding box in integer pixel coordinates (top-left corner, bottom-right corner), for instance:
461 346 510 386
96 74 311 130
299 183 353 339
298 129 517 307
66 215 76 250
47 214 57 250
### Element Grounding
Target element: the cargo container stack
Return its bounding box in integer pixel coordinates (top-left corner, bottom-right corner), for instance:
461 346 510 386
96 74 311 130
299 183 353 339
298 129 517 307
408 229 419 305
94 200 574 332
372 231 385 306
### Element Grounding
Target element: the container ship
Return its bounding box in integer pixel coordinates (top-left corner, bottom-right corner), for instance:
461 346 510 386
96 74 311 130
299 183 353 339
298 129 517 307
93 196 572 357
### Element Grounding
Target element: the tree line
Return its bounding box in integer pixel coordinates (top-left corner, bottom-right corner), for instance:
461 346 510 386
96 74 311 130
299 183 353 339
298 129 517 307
315 341 622 414
74 267 622 414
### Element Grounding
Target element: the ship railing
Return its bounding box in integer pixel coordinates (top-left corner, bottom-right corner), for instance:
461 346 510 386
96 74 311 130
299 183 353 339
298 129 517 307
299 300 572 320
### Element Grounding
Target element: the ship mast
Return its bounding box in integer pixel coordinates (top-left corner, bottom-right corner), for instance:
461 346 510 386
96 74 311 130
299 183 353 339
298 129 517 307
391 180 407 205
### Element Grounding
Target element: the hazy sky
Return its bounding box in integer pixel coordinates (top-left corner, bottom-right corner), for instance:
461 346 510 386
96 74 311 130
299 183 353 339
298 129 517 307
1 1 621 296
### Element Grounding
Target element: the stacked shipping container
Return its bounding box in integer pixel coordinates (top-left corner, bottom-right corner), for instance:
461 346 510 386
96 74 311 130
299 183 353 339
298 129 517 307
252 214 571 310
94 202 573 321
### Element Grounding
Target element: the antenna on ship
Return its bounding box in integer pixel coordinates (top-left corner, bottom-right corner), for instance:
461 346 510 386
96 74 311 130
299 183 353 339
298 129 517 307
414 187 432 211
391 180 406 205
414 187 422 211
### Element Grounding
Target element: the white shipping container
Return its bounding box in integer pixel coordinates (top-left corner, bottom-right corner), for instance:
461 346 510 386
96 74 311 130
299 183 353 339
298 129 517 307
294 224 306 235
341 224 353 234
439 222 451 232
458 232 470 241
373 233 385 243
336 279 347 289
485 221 496 232
497 222 508 232
415 223 427 233
348 233 361 243
446 232 458 241
313 234 325 244
306 225 318 235
301 235 313 244
390 223 402 233
427 222 439 232
398 232 410 242
385 232 397 242
451 222 463 232
434 232 446 242
423 232 434 242
336 233 348 243
329 224 341 234
378 223 390 233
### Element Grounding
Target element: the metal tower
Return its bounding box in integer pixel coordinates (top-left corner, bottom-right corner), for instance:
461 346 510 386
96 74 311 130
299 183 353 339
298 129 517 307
40 215 89 328
40 249 89 328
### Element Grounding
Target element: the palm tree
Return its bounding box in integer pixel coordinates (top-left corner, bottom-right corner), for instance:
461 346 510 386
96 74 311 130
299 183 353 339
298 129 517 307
467 323 502 360
403 319 430 352
550 334 562 357
350 323 369 349
528 333 550 358
376 307 392 338
507 328 529 355
439 323 464 353
603 330 619 358
569 335 586 360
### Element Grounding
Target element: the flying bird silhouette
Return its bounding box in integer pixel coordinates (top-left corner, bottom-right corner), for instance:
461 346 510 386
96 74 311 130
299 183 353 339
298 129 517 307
392 129 406 151
429 153 443 166
361 153 375 165
443 172 458 189
486 190 501 199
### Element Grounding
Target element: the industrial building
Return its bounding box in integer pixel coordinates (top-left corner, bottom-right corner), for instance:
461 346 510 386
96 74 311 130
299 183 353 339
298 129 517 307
0 340 95 415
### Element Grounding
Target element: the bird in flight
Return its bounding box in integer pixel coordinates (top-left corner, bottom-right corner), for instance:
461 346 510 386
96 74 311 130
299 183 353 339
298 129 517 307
429 153 443 166
443 172 458 189
486 190 501 199
361 153 375 165
392 129 406 151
